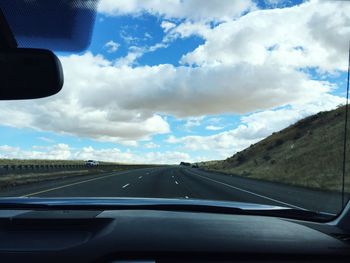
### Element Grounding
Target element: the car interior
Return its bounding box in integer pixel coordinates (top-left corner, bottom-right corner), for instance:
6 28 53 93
0 1 350 262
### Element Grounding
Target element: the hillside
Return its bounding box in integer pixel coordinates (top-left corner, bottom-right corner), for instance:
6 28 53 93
200 106 350 192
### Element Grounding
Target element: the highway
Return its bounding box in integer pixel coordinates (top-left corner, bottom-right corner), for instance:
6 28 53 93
0 166 345 214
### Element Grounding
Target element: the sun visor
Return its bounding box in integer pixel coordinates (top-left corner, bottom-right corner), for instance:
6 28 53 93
0 0 98 52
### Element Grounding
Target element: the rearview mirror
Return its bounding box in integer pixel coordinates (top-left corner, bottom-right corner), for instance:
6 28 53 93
0 48 63 100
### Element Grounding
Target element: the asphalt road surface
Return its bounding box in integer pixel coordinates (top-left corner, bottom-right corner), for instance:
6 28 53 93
0 166 345 214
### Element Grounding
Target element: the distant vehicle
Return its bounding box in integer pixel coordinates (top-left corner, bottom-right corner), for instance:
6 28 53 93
179 162 191 166
85 160 99 167
191 164 199 168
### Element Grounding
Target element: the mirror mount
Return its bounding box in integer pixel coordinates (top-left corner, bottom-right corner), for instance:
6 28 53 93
0 9 17 49
0 9 63 100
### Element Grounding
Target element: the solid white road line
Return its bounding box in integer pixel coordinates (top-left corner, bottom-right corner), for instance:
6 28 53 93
122 183 130 189
20 171 131 197
175 181 179 185
139 176 143 179
187 170 305 210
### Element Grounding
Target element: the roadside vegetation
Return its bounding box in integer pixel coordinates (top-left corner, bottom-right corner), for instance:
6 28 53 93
199 106 350 192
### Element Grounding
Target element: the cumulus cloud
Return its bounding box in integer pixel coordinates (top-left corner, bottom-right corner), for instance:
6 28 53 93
0 53 170 144
98 0 255 22
143 142 160 149
0 144 71 160
104 40 120 53
0 48 339 145
180 1 350 72
161 21 176 33
205 125 224 131
167 93 345 157
183 117 204 130
0 144 193 164
0 0 348 161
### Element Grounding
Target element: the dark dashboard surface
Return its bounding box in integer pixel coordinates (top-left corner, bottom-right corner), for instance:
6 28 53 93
0 209 349 263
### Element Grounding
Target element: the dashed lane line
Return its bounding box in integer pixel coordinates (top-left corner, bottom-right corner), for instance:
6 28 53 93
122 183 130 189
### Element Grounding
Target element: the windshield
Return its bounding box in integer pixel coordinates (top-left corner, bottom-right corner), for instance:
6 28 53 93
0 0 349 219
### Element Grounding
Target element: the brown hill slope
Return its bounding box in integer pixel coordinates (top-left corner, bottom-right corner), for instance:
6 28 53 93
200 106 350 192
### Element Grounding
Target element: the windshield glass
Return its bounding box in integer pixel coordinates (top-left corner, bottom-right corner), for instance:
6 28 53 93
0 0 349 219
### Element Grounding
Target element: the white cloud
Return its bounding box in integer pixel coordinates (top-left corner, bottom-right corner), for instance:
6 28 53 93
180 1 350 72
184 117 204 130
38 137 55 143
112 62 332 117
264 0 287 7
161 21 176 33
144 32 152 39
0 46 338 145
104 40 120 53
0 144 71 160
120 29 139 45
0 53 171 144
143 142 160 149
115 42 169 67
0 144 194 164
167 93 345 157
165 21 211 41
73 146 134 163
137 151 192 164
206 125 224 131
98 0 255 22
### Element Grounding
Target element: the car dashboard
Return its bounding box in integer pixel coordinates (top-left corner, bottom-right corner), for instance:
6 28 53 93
0 207 349 263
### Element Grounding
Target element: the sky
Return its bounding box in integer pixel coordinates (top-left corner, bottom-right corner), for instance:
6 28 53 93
0 0 349 164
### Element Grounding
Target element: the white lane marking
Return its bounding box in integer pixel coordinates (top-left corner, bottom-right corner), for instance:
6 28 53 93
175 181 179 185
20 171 131 197
187 170 305 210
122 183 130 189
171 175 174 178
139 176 143 179
185 196 189 199
146 172 150 175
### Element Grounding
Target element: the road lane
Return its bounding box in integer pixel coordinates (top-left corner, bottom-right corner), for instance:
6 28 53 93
0 168 155 198
0 166 345 214
182 168 344 213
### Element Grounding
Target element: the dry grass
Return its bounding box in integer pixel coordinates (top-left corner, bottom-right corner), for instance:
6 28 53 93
0 170 90 188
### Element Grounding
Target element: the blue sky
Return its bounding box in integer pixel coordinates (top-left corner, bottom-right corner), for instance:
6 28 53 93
0 0 349 164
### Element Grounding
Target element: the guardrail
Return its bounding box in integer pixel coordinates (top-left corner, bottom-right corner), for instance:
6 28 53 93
0 164 87 175
0 164 160 175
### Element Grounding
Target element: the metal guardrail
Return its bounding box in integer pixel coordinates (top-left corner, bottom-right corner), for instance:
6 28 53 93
0 164 87 175
0 164 157 175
